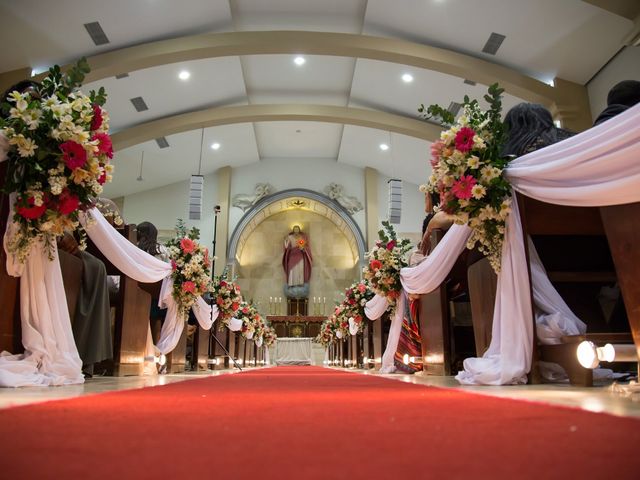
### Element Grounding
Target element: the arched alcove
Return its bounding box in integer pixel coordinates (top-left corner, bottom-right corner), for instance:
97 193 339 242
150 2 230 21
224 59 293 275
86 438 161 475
227 189 367 304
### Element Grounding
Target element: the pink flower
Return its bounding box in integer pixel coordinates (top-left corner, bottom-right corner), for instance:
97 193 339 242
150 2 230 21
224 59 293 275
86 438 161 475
92 133 113 159
386 240 396 251
91 105 104 131
451 175 477 200
455 127 476 153
182 281 196 294
57 189 80 215
171 260 177 271
97 169 107 185
430 140 445 166
358 283 366 293
60 141 87 170
180 237 196 254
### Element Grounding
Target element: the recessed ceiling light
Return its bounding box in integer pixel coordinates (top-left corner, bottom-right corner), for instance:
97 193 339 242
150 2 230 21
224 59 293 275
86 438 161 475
402 73 414 83
294 56 306 66
211 142 221 150
178 70 191 80
379 143 390 151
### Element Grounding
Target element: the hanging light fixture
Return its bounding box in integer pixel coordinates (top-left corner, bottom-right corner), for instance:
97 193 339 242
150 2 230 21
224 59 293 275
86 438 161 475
136 151 144 181
188 129 205 220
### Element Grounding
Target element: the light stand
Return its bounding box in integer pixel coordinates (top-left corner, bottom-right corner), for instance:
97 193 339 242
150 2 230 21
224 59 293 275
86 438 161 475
208 205 242 371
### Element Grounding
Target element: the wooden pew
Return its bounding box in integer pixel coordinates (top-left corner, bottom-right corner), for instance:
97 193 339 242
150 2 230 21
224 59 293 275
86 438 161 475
86 225 155 376
518 194 639 385
0 161 21 354
418 229 477 375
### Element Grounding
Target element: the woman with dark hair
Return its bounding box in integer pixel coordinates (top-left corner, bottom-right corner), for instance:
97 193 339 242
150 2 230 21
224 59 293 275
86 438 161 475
502 103 574 157
594 80 640 126
136 221 169 348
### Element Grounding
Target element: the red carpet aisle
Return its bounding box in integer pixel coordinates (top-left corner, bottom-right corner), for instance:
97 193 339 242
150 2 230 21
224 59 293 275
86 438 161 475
0 366 638 479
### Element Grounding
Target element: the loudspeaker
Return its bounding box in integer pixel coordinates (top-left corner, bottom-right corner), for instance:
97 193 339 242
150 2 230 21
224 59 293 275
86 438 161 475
388 179 402 224
188 175 204 220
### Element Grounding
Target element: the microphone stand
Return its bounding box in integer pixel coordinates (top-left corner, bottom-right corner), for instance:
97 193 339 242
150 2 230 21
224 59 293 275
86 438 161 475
209 206 242 371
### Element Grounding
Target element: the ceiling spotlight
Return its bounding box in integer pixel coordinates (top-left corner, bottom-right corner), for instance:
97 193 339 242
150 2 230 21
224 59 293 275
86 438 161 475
178 70 191 80
402 73 414 83
294 56 306 66
211 142 221 150
379 143 390 151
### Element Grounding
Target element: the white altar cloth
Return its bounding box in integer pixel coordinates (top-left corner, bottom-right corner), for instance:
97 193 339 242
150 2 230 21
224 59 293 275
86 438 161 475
274 337 313 365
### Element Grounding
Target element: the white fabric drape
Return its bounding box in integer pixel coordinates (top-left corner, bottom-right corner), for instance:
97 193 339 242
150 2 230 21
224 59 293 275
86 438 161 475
372 104 640 384
0 238 84 387
81 209 218 355
0 205 219 386
379 294 406 373
400 224 471 294
364 294 388 321
457 103 640 384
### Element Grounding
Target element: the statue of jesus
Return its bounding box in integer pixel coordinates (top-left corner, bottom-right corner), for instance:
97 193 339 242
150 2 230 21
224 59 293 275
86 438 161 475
282 225 312 287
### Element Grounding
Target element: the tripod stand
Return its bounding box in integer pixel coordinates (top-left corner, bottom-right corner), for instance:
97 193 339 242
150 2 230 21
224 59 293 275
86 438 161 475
208 205 242 371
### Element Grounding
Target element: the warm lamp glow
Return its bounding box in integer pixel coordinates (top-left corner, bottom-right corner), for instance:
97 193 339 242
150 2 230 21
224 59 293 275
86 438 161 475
577 341 599 369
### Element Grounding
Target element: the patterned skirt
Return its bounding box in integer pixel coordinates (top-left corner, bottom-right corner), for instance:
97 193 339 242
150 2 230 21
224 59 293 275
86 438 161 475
394 298 423 374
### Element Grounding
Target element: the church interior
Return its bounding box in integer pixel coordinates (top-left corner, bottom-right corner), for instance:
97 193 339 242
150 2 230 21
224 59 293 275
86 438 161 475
0 1 639 478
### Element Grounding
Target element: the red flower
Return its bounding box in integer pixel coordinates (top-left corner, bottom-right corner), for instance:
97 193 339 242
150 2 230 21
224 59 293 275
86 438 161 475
180 237 196 254
57 189 80 215
358 283 366 293
216 297 224 306
455 127 476 153
451 175 477 200
182 281 196 294
171 260 177 271
91 105 104 131
220 280 227 287
92 133 113 159
242 307 249 314
60 141 87 170
232 302 239 311
370 259 382 271
97 170 107 185
16 196 47 220
386 240 396 251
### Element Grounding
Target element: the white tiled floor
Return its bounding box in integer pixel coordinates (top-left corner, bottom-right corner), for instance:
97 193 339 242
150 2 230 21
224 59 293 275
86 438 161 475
1 366 639 418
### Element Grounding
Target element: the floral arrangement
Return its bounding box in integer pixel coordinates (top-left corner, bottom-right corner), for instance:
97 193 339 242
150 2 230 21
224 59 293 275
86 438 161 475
166 220 211 320
0 58 113 262
211 270 243 329
263 324 277 347
362 221 412 310
334 281 375 335
315 317 339 346
419 83 511 272
234 301 261 340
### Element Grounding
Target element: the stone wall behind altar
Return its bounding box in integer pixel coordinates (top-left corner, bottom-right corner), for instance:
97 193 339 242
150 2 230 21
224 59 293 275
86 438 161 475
236 209 359 311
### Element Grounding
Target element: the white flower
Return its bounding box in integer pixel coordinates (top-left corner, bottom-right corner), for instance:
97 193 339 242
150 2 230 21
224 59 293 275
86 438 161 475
9 134 37 157
418 184 429 193
466 155 480 169
471 184 486 200
480 165 501 183
50 103 70 118
24 109 42 130
58 114 75 131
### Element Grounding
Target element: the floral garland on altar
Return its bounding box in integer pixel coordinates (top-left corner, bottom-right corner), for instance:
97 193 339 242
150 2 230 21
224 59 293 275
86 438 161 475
166 220 211 320
362 221 412 311
419 83 510 273
0 58 113 262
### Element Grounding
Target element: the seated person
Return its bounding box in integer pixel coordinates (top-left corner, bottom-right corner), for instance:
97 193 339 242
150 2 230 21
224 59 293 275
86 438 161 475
57 233 112 377
501 102 573 157
136 221 169 341
594 80 640 126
